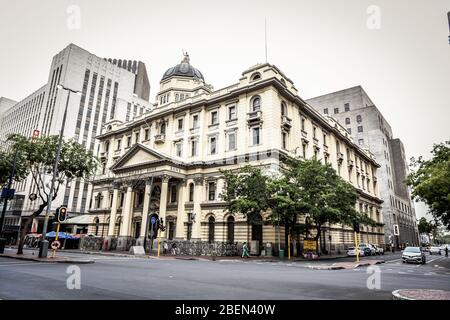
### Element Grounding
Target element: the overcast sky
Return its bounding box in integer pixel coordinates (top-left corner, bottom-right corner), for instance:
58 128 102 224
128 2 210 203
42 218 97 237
1 0 449 220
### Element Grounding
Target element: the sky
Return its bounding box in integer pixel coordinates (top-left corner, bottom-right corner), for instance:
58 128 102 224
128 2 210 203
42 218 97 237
1 0 449 220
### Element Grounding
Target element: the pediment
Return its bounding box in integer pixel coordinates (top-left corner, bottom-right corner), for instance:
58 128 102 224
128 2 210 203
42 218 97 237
111 144 170 171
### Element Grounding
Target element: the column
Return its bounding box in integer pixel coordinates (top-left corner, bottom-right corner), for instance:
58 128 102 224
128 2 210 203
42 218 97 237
139 179 153 238
107 183 120 237
192 176 203 240
159 175 170 238
119 184 133 237
175 179 187 240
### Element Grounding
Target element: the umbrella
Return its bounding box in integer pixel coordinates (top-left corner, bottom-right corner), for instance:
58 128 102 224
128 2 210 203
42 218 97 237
46 231 76 239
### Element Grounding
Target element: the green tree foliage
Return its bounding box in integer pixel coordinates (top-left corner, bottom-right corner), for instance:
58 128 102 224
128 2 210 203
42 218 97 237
6 134 98 254
406 141 450 230
0 148 28 188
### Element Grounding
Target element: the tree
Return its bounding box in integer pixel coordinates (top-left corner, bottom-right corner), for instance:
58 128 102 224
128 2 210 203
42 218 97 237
7 134 97 254
0 149 28 188
418 217 433 235
406 141 450 230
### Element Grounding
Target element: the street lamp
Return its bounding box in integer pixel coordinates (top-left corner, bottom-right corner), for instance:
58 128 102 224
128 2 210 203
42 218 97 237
38 84 81 258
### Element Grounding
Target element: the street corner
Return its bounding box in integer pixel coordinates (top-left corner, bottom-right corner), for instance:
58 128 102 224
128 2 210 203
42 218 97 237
0 253 94 264
392 289 450 300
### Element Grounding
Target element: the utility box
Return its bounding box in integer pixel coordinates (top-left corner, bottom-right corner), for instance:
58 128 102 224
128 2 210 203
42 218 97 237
265 242 273 256
250 240 260 255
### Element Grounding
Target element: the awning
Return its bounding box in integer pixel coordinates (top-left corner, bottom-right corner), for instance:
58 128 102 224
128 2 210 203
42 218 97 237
46 231 77 239
58 214 92 225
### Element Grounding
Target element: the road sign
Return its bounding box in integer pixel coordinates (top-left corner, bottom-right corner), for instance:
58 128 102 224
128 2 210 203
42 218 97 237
51 241 60 250
303 239 317 251
393 224 400 236
151 216 156 225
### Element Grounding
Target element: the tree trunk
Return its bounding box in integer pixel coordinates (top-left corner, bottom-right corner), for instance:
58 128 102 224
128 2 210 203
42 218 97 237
314 224 321 256
17 203 46 254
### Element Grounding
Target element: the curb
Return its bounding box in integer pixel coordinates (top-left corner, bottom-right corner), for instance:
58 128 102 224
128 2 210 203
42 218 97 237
392 289 450 300
0 254 94 264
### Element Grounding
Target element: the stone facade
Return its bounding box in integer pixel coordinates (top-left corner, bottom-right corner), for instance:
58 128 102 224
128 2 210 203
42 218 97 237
85 57 384 255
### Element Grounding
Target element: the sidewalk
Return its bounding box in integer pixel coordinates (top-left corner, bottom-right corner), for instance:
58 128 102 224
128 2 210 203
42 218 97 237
0 252 94 264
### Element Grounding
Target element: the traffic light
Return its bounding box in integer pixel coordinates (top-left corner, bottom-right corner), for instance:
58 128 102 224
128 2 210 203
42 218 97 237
353 221 360 233
56 206 68 222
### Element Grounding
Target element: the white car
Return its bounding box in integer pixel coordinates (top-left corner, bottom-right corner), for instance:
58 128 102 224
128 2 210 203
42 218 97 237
429 246 441 255
347 246 364 257
371 244 384 255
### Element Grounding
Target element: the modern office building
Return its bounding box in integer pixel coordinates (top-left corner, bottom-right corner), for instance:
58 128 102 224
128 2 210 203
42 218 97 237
306 86 418 247
82 55 384 255
0 43 151 241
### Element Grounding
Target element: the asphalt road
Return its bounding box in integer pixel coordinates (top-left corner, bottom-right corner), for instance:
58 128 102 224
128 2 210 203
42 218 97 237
0 249 449 300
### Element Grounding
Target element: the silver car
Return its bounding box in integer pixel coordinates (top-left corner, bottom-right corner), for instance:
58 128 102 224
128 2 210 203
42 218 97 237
402 247 426 264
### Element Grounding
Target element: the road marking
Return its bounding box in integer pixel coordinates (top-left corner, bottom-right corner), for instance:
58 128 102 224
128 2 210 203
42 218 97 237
0 262 44 267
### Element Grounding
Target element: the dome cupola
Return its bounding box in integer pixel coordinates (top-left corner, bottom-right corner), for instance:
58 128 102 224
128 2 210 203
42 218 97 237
161 52 204 82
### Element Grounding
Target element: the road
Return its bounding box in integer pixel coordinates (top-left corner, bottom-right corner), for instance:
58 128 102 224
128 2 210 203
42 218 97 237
0 249 449 300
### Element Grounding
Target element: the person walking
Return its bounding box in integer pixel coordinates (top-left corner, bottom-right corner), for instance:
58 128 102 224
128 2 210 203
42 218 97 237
163 241 168 254
445 245 448 257
242 242 250 258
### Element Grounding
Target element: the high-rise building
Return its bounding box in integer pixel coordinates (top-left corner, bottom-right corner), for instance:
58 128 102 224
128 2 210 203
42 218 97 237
306 86 419 247
0 43 151 241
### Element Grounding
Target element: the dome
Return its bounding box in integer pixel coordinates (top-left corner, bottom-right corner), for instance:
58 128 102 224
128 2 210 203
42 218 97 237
161 53 204 82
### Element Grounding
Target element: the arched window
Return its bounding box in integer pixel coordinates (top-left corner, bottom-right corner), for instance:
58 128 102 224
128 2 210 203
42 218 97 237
250 72 261 81
251 96 261 112
227 216 235 243
189 183 194 202
160 122 166 135
208 216 215 243
281 101 287 116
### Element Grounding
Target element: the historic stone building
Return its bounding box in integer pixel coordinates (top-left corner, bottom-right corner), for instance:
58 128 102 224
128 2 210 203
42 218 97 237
88 55 384 255
306 86 419 247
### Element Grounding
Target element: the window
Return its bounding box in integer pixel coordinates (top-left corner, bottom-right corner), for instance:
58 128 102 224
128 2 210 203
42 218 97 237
357 126 363 133
302 143 306 158
227 216 235 243
252 127 261 145
281 101 287 116
228 105 236 120
301 118 306 131
211 110 218 125
250 72 261 81
170 185 177 203
344 103 350 111
334 108 339 114
323 134 327 146
134 132 139 143
228 131 236 151
208 216 215 243
282 132 287 149
313 127 317 139
191 138 198 156
116 139 121 150
209 136 217 154
345 118 350 125
144 129 150 140
126 136 131 148
177 118 183 131
208 182 216 201
336 140 341 153
105 141 110 152
189 183 194 202
192 114 199 128
175 142 183 157
251 96 261 112
347 128 352 134
356 115 362 123
323 108 328 114
358 138 364 145
160 122 166 135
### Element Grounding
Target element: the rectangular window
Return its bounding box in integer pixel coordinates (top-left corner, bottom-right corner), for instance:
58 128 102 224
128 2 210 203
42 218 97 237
301 118 305 131
302 143 306 158
134 132 139 143
127 136 131 147
192 114 199 128
211 111 218 125
358 126 363 133
228 132 236 150
228 106 236 120
252 127 261 145
191 139 198 156
170 185 177 203
177 118 183 131
144 129 150 140
176 142 183 157
344 103 350 111
347 128 352 134
334 108 339 114
323 108 328 114
210 136 217 154
313 127 317 139
116 139 121 150
208 182 216 201
282 132 287 149
358 138 364 145
323 134 327 145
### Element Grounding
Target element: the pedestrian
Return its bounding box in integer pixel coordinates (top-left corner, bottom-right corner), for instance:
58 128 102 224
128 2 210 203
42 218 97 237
163 241 168 254
171 242 177 255
445 246 448 257
242 242 250 258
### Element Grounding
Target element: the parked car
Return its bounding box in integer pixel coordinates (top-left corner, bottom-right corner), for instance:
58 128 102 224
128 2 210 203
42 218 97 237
371 244 384 255
402 246 426 264
347 246 364 257
359 243 376 256
429 246 442 255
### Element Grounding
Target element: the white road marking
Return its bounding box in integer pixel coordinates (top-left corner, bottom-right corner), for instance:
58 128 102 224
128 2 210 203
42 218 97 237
0 262 44 267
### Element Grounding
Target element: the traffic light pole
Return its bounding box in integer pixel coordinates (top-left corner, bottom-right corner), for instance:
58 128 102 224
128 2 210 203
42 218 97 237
39 86 78 258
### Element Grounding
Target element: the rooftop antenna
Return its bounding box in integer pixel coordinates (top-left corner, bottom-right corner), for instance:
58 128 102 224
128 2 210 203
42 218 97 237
265 18 268 63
